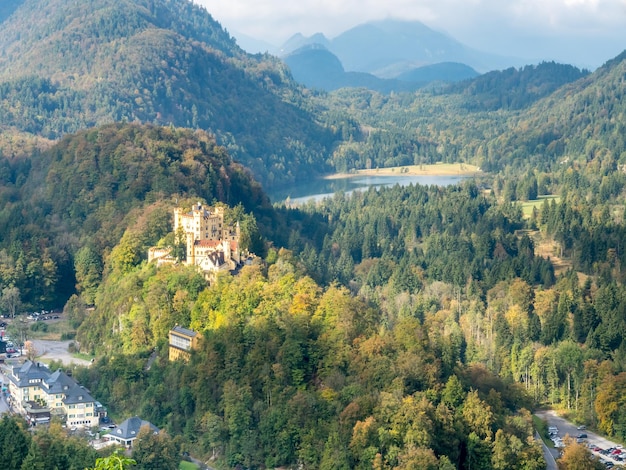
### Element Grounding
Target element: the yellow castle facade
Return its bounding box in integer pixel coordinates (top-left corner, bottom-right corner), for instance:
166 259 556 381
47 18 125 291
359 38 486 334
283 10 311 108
149 202 243 281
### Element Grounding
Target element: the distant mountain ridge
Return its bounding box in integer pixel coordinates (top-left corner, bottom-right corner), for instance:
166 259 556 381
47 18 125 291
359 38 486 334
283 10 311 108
396 62 479 83
280 19 525 76
284 45 478 92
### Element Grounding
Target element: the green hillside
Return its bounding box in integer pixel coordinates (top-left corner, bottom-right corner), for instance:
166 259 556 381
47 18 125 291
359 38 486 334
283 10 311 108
0 0 336 186
445 61 588 110
500 52 626 168
2 4 626 469
321 53 622 179
0 122 270 308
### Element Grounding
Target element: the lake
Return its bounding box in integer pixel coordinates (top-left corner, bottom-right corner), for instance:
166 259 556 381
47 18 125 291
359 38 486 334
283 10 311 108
268 174 472 205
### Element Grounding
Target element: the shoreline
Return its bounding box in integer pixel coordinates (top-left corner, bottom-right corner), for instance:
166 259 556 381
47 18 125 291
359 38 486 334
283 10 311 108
324 163 482 180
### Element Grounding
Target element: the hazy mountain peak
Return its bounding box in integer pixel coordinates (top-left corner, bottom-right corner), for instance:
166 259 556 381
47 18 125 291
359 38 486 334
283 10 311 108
280 17 524 76
280 32 330 55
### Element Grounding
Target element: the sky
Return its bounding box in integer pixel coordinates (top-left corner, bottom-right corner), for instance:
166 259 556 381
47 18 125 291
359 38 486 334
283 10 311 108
195 0 626 69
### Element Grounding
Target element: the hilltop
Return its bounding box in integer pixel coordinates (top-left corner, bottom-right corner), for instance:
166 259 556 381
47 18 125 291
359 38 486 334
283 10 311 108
0 122 271 307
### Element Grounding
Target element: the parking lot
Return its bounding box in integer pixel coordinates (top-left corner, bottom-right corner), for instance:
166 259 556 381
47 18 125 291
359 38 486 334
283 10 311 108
537 410 625 468
2 314 92 367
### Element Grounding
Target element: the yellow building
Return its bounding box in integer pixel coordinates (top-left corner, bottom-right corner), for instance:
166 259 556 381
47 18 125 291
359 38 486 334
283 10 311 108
7 361 99 428
149 203 243 282
169 326 202 362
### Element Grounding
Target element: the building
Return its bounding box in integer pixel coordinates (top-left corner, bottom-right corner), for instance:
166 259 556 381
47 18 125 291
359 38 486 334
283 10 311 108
7 361 100 428
168 326 202 362
149 202 243 282
107 416 159 448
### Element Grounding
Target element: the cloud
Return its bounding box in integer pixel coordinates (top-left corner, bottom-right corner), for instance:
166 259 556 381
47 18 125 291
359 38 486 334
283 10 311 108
195 0 626 67
198 0 625 37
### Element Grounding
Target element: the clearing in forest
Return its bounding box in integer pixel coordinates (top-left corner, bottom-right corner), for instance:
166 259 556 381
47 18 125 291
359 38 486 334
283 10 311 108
524 230 577 279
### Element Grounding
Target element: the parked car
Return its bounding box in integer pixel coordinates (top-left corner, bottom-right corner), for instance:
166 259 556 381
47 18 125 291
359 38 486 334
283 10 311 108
576 433 588 439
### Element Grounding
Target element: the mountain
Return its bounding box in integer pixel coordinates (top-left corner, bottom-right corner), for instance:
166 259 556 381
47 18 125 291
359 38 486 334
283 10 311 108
281 19 524 76
316 51 614 175
445 61 590 111
484 51 626 171
280 32 331 55
397 62 479 83
283 44 425 93
0 0 337 187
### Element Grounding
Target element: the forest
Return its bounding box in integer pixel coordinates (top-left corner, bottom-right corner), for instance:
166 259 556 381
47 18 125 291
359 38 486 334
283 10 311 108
0 0 337 187
1 0 626 469
0 415 180 469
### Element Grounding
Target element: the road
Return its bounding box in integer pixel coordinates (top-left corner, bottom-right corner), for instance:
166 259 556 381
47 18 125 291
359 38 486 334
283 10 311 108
536 409 624 467
536 431 558 470
30 339 92 367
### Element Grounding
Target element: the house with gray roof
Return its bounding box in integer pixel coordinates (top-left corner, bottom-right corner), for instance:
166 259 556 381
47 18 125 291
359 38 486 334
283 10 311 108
108 416 159 447
7 360 100 428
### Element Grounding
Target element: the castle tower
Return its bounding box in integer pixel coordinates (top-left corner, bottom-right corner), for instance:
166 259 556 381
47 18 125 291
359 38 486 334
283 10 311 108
186 232 195 266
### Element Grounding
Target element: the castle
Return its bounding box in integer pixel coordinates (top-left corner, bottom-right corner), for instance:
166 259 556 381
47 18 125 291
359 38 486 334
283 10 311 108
148 202 243 281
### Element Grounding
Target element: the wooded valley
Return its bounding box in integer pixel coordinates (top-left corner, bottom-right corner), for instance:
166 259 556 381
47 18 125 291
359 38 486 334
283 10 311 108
1 0 626 469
